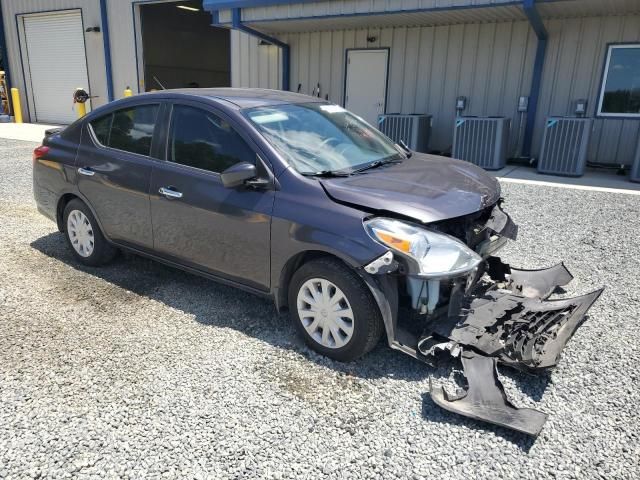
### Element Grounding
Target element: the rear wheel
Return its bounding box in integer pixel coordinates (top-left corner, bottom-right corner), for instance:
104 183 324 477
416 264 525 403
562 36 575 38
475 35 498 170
63 199 117 266
288 258 384 362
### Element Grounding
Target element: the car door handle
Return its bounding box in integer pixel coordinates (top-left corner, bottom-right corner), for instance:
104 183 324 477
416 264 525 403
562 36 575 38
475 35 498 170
159 187 183 199
77 167 95 176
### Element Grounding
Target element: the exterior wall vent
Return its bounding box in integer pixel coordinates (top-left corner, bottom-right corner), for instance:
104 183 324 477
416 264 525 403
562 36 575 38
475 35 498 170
631 134 640 183
452 117 510 170
537 117 593 177
377 114 431 153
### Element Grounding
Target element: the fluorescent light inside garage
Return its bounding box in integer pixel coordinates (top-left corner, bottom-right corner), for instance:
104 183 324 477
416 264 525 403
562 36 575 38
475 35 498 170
177 5 199 12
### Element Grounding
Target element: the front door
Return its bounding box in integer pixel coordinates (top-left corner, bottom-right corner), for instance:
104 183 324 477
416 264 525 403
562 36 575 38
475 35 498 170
149 103 273 291
344 49 389 126
77 104 160 249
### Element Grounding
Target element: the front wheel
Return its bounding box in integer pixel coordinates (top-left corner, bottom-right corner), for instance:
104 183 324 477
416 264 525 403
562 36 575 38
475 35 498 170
288 258 384 362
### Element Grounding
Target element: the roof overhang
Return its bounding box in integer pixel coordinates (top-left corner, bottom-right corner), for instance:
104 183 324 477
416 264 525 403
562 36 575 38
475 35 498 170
238 4 527 34
206 0 640 35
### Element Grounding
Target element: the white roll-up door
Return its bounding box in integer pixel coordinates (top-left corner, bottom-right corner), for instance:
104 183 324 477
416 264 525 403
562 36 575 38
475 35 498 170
22 11 90 124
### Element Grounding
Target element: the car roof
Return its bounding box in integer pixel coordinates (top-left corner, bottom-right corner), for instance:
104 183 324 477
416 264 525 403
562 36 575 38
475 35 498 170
140 88 324 109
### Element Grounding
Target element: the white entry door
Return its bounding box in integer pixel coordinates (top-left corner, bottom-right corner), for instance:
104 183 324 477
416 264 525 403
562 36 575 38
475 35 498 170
344 49 389 126
22 11 90 124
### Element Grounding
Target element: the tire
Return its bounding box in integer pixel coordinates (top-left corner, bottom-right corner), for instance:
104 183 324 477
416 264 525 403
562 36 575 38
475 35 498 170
288 257 384 362
63 198 117 266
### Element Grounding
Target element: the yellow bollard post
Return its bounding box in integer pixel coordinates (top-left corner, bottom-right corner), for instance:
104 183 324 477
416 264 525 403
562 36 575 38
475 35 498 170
73 88 89 118
124 86 133 97
76 102 86 118
10 88 23 123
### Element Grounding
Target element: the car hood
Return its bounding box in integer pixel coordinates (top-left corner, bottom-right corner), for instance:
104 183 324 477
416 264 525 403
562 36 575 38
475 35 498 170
320 153 501 224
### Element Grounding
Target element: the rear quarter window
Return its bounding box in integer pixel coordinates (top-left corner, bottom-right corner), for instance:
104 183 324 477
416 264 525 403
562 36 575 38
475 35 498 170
90 114 112 146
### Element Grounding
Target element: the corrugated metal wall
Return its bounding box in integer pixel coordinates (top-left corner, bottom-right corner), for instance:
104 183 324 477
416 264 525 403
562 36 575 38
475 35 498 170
536 15 640 165
233 20 537 156
2 0 108 122
231 30 283 89
231 14 640 164
106 0 141 98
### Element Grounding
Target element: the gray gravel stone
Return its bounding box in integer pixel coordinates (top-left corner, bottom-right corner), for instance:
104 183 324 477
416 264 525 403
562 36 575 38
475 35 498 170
0 138 639 479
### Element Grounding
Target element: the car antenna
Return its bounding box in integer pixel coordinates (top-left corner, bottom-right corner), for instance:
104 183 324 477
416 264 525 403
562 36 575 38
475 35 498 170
153 75 166 90
297 83 302 93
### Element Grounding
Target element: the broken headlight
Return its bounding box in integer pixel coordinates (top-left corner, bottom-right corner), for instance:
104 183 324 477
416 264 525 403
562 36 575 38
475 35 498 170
365 218 482 278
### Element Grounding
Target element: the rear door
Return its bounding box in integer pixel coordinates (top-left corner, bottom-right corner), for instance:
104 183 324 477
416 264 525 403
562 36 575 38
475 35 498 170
149 102 274 290
76 104 160 249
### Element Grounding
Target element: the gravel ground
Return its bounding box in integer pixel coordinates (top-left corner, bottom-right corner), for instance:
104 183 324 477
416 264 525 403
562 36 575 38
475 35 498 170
1 137 639 479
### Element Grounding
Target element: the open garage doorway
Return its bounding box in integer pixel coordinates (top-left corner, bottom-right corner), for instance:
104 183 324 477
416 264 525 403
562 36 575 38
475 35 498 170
139 1 230 91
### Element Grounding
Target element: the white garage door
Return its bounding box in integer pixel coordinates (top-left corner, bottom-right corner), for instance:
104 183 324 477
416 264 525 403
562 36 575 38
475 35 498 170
22 11 90 124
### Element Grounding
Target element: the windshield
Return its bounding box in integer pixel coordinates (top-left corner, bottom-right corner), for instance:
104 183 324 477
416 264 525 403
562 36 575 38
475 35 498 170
244 103 404 175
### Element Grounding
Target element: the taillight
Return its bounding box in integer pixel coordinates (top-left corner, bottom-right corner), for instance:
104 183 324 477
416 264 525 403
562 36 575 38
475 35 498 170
33 145 50 162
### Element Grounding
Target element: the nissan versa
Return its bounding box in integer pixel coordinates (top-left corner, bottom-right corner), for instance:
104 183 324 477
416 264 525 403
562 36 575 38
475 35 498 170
33 88 602 435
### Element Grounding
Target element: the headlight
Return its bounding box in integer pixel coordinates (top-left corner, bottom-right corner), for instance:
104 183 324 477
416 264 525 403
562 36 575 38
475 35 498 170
364 218 482 278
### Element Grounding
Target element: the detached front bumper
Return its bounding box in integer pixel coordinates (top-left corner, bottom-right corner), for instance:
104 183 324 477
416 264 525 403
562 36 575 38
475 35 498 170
361 204 603 436
425 260 603 435
429 262 603 372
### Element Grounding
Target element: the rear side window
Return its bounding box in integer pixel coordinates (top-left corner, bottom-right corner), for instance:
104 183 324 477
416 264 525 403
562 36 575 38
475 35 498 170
89 104 159 156
90 114 112 145
168 105 255 173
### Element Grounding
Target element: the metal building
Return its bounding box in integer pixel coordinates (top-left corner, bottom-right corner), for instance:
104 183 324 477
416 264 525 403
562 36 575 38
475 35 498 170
1 0 639 169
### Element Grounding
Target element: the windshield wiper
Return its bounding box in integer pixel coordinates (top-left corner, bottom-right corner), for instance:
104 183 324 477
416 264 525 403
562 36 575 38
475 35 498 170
350 157 403 175
399 140 413 158
302 170 351 178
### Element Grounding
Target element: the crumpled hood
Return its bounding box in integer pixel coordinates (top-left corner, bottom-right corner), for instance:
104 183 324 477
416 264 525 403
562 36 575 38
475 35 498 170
320 153 501 224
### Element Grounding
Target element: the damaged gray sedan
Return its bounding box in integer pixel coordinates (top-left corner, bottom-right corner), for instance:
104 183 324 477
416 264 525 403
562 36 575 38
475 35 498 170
33 89 602 436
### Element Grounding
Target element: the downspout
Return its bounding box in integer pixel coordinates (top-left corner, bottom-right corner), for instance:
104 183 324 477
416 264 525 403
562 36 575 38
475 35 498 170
231 8 290 91
522 0 548 158
99 0 114 101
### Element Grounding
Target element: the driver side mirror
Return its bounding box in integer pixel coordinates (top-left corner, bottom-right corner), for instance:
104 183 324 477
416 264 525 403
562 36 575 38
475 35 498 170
221 162 258 188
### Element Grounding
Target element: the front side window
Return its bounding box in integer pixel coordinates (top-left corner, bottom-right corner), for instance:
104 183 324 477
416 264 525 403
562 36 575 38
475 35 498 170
89 104 159 156
168 105 255 173
244 103 403 175
598 44 640 117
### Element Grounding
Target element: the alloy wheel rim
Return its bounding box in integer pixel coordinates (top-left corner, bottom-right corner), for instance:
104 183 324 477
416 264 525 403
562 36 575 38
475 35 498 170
296 278 355 349
67 210 95 258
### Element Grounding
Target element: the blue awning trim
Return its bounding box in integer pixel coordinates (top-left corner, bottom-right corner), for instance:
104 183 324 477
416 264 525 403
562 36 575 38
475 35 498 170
203 0 317 9
522 0 549 158
203 0 561 13
208 1 527 26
